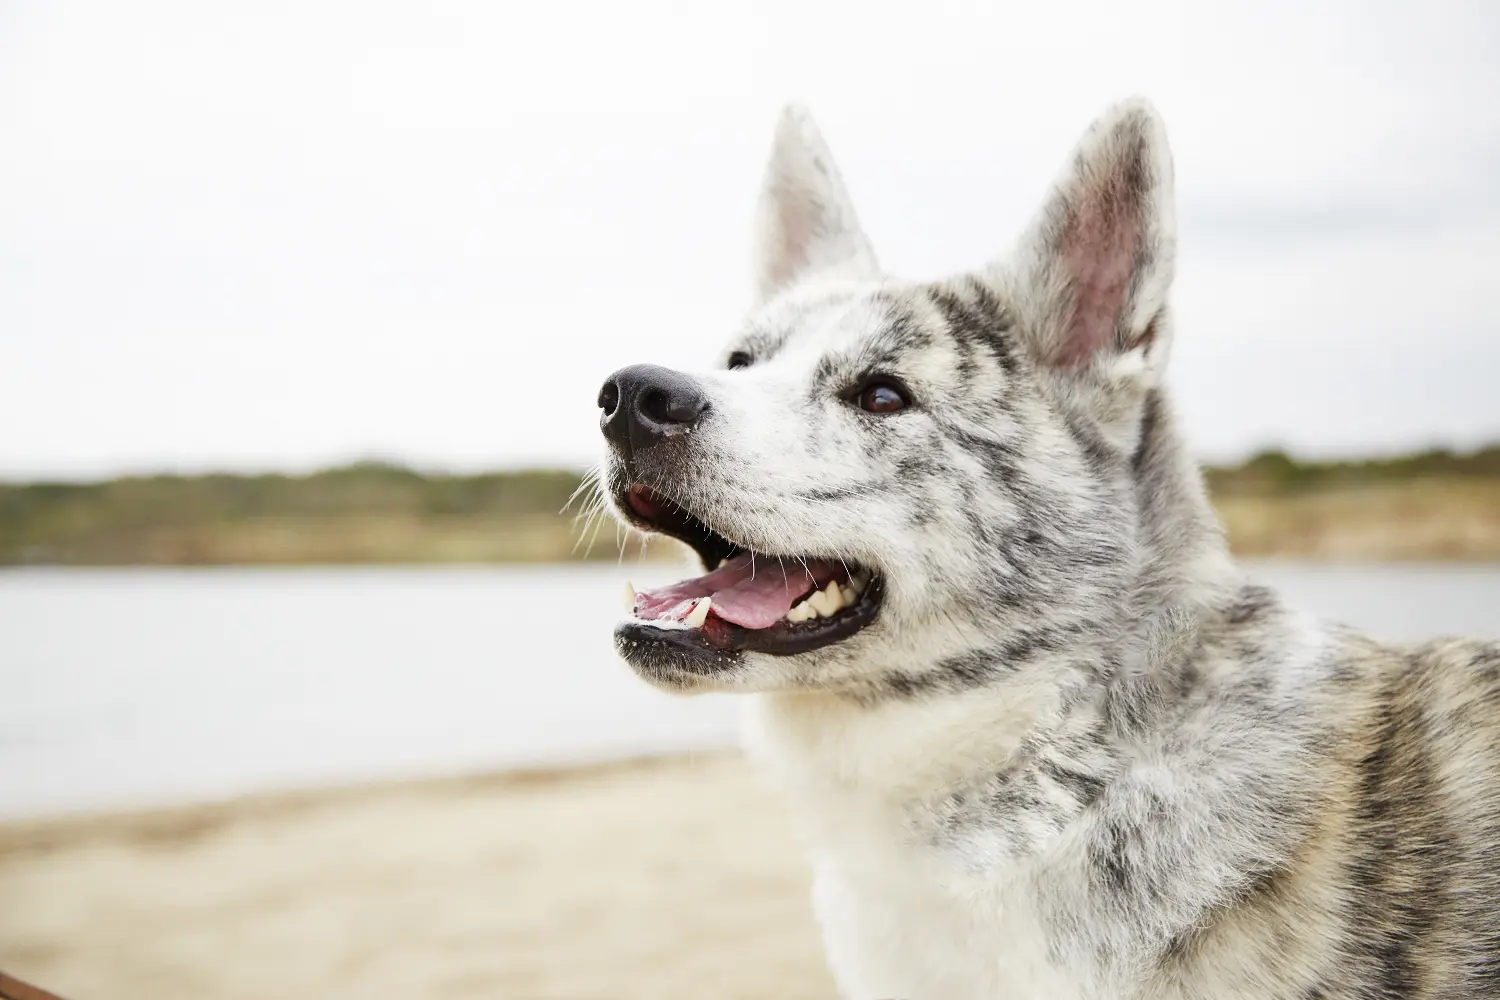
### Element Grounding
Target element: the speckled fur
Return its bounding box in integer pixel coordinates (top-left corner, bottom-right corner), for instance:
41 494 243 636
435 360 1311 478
601 100 1500 999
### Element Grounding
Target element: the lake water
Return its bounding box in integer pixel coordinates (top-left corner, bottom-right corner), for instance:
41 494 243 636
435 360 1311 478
2 562 1497 820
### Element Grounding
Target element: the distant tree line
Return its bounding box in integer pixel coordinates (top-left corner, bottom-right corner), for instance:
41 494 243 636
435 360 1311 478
1201 445 1500 495
0 462 590 565
1 447 1497 565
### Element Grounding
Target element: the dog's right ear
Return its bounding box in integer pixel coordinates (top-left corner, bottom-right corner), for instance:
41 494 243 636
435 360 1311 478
1009 99 1176 378
752 106 879 303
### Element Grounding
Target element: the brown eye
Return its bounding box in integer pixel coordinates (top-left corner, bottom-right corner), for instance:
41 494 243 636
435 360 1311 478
727 351 753 370
858 382 908 414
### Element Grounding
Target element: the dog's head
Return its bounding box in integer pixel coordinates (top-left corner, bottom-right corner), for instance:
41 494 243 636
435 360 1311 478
600 99 1188 696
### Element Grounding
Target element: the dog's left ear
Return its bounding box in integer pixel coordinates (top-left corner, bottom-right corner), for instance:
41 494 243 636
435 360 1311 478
753 105 879 303
1010 99 1176 379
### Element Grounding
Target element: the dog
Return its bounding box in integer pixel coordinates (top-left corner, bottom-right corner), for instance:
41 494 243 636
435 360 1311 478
594 99 1500 999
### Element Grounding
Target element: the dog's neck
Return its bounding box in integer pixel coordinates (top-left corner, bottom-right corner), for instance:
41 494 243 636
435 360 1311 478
1125 388 1239 623
1074 387 1240 733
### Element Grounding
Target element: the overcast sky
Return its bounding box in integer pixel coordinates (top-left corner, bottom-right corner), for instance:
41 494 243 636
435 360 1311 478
1 0 1496 479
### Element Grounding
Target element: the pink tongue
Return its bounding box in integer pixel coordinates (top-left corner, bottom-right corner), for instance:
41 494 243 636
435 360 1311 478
634 553 841 630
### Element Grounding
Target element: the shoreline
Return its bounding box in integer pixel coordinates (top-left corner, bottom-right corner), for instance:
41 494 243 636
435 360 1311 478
0 755 726 851
0 751 717 850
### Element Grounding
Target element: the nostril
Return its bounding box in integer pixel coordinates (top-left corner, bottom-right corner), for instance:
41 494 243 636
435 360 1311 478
666 396 707 423
639 388 671 425
598 381 620 416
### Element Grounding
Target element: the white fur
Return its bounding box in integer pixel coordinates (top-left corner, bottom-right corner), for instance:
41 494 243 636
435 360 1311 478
601 97 1500 999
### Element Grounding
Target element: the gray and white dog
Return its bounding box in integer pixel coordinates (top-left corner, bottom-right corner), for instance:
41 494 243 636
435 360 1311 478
595 99 1500 999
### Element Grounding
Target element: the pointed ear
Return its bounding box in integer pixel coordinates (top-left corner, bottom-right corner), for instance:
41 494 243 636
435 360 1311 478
1012 99 1176 372
753 105 879 302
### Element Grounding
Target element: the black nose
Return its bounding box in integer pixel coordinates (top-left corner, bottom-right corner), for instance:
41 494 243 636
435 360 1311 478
598 364 709 454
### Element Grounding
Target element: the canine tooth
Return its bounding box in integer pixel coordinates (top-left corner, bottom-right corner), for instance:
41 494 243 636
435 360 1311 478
684 597 711 629
625 581 637 614
809 582 839 617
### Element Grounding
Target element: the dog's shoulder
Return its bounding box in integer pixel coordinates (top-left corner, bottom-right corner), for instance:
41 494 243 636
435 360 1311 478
1153 601 1500 999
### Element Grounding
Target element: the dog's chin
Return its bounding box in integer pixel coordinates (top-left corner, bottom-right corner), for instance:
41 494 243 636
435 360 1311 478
613 627 747 692
611 483 887 686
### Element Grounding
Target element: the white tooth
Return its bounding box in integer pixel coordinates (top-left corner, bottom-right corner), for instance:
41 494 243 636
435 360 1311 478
684 597 711 629
809 584 838 617
841 584 857 606
823 579 844 607
786 602 808 623
716 558 728 569
625 581 637 614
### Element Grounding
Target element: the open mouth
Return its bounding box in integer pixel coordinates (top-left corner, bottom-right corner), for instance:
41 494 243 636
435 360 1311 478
617 485 884 657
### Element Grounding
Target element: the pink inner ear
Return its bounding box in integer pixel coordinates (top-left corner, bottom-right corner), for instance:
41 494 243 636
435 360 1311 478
771 188 818 288
1053 179 1142 369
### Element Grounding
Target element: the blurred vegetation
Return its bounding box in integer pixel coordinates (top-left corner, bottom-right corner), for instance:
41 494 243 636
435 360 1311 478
1202 444 1500 496
0 462 635 565
1 447 1498 565
1205 445 1500 562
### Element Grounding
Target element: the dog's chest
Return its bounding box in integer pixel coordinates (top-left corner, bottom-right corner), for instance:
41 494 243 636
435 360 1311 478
807 838 1094 1000
743 694 1105 1000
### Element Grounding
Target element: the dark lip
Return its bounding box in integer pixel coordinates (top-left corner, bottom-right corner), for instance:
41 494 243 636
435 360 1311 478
617 483 739 569
618 576 885 660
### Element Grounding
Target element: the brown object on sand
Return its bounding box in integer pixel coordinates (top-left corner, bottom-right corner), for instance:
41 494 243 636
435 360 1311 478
0 969 68 1000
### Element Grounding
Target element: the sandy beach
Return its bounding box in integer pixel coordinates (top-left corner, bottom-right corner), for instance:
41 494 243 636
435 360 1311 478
0 753 837 1000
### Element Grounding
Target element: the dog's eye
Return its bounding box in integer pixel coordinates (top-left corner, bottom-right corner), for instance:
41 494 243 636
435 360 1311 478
856 381 909 414
727 351 753 370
